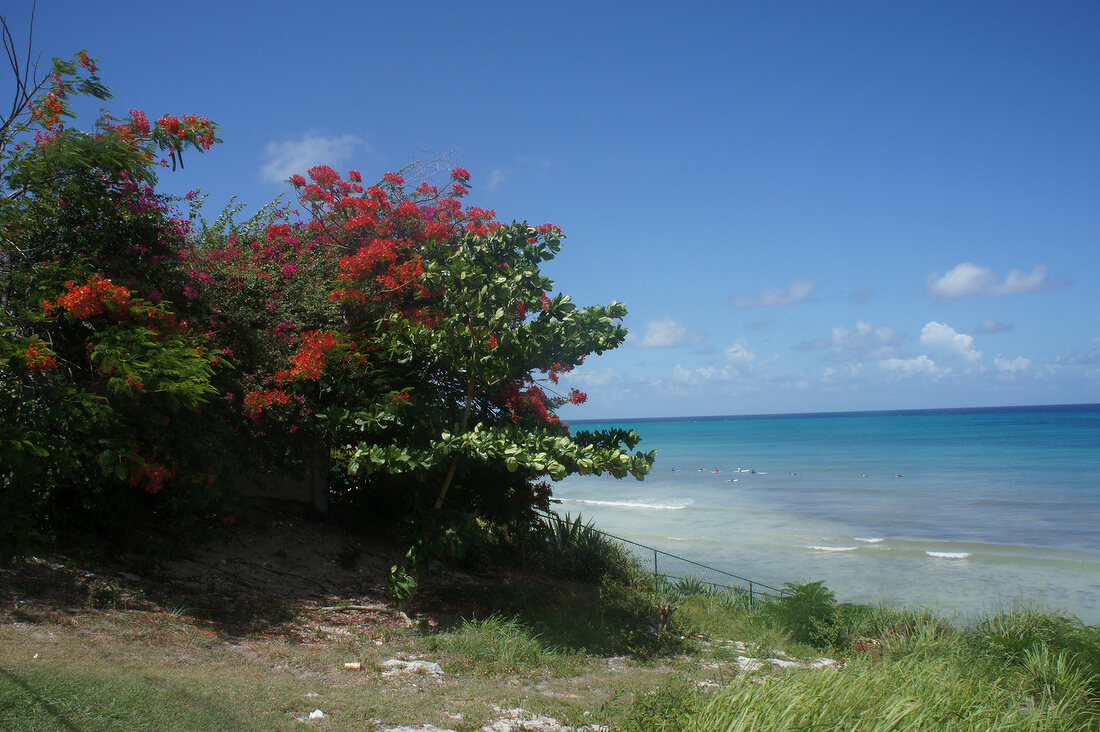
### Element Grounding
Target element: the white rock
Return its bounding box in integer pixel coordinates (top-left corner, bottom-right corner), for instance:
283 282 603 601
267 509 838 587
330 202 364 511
380 659 444 676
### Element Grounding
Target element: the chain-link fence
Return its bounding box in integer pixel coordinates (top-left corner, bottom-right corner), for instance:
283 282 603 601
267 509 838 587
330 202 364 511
540 510 787 605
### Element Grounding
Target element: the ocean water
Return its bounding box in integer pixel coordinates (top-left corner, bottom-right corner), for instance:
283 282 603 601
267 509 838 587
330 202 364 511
553 405 1100 623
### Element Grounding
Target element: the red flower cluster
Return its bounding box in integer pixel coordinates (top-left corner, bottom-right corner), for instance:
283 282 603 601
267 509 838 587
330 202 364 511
307 165 340 187
339 238 398 277
128 459 172 494
24 339 57 372
156 113 217 150
276 330 343 382
546 362 574 384
78 49 99 74
45 276 131 318
32 90 64 127
492 380 561 425
242 388 291 417
265 223 294 240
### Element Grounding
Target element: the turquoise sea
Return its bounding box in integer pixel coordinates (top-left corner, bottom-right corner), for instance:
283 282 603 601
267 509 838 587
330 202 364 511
553 404 1100 623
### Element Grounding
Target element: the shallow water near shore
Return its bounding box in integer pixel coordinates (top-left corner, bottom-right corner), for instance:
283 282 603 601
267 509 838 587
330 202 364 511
554 404 1100 623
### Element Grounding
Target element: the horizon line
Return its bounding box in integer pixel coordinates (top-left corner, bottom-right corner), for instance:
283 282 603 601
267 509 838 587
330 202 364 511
564 401 1100 425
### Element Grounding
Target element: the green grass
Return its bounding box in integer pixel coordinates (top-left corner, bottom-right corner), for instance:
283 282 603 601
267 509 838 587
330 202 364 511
0 659 305 730
627 576 1100 731
421 614 580 676
689 646 1096 731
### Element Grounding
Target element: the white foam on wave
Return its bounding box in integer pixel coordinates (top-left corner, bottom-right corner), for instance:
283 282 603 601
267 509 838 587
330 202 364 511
804 545 859 552
561 498 691 510
926 551 971 559
855 537 885 544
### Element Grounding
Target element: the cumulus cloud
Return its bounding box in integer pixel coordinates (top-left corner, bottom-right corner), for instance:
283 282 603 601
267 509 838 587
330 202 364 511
559 367 623 388
725 337 757 366
822 363 864 383
925 262 1055 299
260 133 364 183
974 317 1013 334
672 364 717 386
880 355 941 376
994 354 1031 373
794 321 899 362
627 316 704 348
829 321 900 361
920 321 982 362
668 338 758 386
732 279 816 308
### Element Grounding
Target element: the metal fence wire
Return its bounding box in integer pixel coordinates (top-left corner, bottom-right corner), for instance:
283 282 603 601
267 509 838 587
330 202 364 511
540 511 787 605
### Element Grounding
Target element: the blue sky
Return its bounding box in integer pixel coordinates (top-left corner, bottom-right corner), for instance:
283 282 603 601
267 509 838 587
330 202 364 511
24 1 1100 419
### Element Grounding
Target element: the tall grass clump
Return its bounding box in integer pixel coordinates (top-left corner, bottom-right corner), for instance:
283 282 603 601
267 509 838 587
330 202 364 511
535 513 641 585
971 605 1100 696
689 648 1096 731
421 614 576 676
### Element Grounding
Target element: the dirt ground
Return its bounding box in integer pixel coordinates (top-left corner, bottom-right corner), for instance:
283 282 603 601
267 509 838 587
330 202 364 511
0 505 501 638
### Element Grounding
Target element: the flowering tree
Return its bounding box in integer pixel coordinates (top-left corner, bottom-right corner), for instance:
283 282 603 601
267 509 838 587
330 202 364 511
0 39 226 552
216 165 655 568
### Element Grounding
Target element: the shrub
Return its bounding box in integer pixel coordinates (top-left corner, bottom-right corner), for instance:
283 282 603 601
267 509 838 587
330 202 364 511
535 513 639 585
761 580 837 647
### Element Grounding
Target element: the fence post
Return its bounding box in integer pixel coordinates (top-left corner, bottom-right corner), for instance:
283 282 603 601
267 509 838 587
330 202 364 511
653 549 659 598
749 581 754 606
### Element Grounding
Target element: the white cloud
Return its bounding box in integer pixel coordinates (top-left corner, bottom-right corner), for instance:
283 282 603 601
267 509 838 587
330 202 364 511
994 354 1031 373
920 321 982 362
672 364 713 386
725 337 757 366
926 262 1054 299
794 320 899 362
260 133 364 183
880 355 941 376
822 363 864 383
828 321 900 361
732 279 816 308
560 367 623 389
668 338 758 386
999 266 1054 295
627 316 703 348
974 317 1013 334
